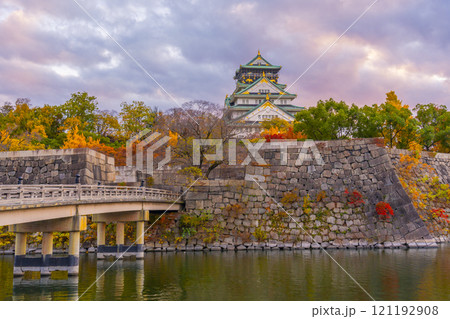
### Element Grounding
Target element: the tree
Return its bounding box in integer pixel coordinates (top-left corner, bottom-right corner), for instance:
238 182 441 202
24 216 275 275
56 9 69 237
0 99 47 151
0 126 46 151
61 92 99 132
35 104 66 148
62 126 126 165
155 100 233 177
119 101 157 139
377 91 418 148
354 105 382 139
293 99 359 140
261 118 291 131
95 109 121 142
414 103 449 152
260 118 307 141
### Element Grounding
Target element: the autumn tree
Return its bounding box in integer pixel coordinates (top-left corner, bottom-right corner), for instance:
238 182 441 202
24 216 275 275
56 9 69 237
261 118 291 131
377 91 418 148
0 99 47 151
261 118 306 141
119 101 157 139
62 126 126 165
34 104 66 148
95 110 120 139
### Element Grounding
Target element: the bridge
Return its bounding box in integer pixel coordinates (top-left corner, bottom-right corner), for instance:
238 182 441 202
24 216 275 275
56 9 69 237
0 184 183 276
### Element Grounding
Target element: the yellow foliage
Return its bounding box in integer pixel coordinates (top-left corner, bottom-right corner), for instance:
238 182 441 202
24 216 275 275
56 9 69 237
0 128 46 151
408 141 422 159
168 130 178 147
261 126 281 137
62 126 101 149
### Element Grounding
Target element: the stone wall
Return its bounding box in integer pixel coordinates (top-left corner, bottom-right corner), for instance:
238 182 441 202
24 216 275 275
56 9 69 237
0 148 115 185
115 166 140 185
145 138 448 251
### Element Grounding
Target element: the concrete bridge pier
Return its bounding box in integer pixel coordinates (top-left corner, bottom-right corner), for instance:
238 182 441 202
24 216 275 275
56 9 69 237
41 232 53 276
116 222 125 258
94 211 149 260
96 222 107 260
13 233 27 277
136 221 145 259
68 231 80 276
9 216 86 277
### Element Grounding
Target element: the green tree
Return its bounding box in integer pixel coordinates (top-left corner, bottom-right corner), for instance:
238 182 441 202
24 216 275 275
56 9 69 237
35 104 66 148
61 92 99 132
119 101 157 139
354 105 382 138
414 103 449 152
293 99 359 140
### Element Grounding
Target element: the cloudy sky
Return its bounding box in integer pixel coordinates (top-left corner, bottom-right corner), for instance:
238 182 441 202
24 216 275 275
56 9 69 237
0 0 449 112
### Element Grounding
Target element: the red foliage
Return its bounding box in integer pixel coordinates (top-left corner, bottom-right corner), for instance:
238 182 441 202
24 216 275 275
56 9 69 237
344 189 365 206
376 202 394 220
264 127 306 142
431 208 449 223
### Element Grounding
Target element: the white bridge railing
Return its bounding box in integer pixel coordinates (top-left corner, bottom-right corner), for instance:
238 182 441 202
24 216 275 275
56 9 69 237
0 184 181 206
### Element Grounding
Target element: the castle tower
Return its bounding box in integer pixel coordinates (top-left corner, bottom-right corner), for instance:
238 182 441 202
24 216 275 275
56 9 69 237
225 51 304 136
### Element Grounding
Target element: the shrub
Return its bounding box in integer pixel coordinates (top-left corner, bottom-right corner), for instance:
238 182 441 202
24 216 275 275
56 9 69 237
344 189 365 206
178 166 202 178
178 166 203 184
179 212 210 238
302 194 312 214
0 226 15 249
431 208 449 223
280 191 299 205
376 202 394 220
253 226 268 242
316 190 327 202
146 176 154 187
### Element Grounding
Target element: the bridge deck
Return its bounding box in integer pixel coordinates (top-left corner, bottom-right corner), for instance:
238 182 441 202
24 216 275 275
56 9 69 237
0 184 182 209
0 185 183 226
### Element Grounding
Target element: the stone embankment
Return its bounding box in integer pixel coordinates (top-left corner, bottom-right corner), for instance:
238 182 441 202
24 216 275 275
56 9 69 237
143 138 448 251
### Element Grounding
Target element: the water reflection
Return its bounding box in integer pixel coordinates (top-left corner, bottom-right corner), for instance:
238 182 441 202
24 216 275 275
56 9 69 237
91 259 145 300
13 276 78 301
0 245 448 301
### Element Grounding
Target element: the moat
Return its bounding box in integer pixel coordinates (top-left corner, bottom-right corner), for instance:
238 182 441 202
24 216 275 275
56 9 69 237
1 245 449 301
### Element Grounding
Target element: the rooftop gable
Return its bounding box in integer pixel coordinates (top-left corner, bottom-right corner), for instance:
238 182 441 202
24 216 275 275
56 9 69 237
234 99 295 122
235 74 294 96
245 50 274 67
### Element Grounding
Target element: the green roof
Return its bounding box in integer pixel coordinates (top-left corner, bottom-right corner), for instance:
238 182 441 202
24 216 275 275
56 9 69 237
245 51 274 66
234 76 295 96
233 92 296 98
238 64 281 70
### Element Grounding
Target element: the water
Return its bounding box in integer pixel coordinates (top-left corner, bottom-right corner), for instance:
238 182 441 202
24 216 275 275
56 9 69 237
0 245 449 301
